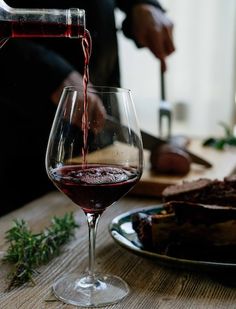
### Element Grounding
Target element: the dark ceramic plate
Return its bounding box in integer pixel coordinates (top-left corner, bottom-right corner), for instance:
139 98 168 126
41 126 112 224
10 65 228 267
109 205 236 273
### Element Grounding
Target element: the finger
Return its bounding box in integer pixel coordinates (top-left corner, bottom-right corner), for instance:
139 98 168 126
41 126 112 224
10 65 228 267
146 28 167 72
146 28 165 57
163 26 175 56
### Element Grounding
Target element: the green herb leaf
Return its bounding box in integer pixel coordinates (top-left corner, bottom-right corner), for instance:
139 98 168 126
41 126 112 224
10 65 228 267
3 212 78 291
202 122 236 150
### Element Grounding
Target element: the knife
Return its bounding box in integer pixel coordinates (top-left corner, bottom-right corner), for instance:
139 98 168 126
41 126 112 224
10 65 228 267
105 116 212 168
140 130 212 168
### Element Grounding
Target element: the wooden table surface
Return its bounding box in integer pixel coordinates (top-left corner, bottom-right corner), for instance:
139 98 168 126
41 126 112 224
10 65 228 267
0 191 236 309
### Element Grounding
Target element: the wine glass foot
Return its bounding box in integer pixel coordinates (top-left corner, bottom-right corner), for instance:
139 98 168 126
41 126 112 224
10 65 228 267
52 273 130 307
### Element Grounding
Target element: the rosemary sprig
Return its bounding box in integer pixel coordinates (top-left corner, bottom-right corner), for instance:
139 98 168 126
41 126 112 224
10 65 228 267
3 212 78 291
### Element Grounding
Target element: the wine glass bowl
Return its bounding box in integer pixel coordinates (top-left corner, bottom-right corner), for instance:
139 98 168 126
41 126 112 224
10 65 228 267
45 86 143 307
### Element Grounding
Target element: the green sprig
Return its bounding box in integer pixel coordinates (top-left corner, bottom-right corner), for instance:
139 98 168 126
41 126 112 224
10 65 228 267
3 213 78 291
202 121 236 150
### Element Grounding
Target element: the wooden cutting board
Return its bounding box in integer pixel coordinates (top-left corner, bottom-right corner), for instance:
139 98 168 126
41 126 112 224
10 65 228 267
132 139 236 197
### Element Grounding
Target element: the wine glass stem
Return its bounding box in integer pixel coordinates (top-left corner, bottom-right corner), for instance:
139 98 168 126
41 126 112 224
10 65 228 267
86 212 101 281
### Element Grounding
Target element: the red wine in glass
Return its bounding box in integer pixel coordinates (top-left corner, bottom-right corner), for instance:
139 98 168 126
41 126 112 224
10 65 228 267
50 164 140 214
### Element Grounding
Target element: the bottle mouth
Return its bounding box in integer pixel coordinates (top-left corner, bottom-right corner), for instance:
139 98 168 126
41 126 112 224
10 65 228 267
68 8 86 38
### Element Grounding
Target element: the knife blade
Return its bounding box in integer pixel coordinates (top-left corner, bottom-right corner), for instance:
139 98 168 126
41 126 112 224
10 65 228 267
141 130 212 168
105 116 212 168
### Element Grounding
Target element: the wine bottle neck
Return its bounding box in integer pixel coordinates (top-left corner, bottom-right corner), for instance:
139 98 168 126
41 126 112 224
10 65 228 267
0 2 86 38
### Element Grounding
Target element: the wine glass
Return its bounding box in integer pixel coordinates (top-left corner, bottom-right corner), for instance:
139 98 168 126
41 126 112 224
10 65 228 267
45 85 143 307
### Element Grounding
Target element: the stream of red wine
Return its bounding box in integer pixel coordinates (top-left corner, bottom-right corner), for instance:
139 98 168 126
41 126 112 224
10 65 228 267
81 29 92 167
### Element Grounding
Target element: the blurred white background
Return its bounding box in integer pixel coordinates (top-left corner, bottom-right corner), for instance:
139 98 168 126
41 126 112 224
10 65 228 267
116 0 236 138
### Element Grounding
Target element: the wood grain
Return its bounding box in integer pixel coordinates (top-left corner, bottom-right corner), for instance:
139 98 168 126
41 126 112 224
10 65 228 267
0 192 236 308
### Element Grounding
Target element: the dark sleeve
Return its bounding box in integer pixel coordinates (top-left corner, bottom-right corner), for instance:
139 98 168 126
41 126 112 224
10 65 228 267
0 39 74 100
116 0 165 14
116 0 165 41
